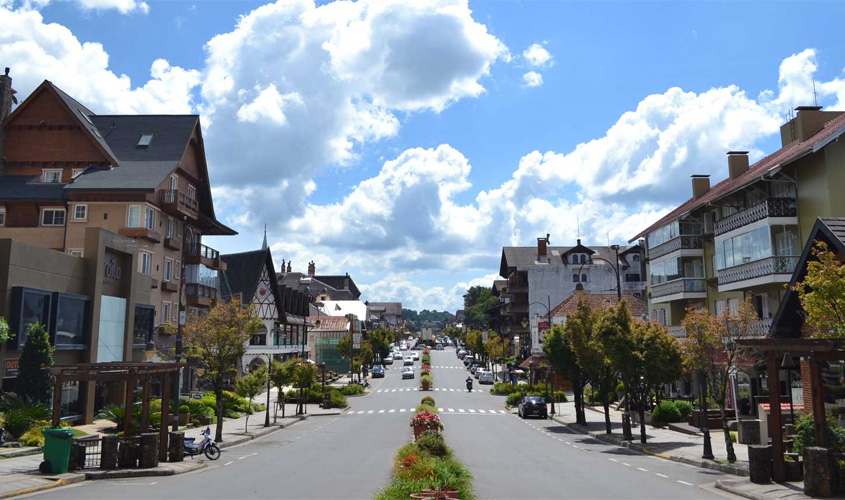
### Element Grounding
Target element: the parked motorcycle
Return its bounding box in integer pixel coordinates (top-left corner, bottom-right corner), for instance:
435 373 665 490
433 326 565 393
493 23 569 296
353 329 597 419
183 427 221 460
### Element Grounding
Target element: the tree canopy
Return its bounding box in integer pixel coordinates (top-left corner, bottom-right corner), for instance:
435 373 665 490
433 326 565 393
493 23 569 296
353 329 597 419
17 322 53 403
793 240 845 337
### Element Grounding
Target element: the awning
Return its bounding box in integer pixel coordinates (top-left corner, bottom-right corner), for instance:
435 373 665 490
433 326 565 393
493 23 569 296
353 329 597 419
518 354 548 370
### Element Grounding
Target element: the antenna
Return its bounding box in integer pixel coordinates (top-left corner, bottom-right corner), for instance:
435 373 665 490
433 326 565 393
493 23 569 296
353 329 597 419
576 214 580 240
813 78 819 107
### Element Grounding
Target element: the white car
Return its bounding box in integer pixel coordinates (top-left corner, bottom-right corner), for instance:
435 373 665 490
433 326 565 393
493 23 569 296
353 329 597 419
402 367 415 379
411 352 420 361
404 356 414 366
384 356 393 365
478 371 494 384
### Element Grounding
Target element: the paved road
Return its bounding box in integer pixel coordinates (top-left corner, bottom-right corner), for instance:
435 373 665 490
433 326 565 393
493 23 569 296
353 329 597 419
28 346 734 499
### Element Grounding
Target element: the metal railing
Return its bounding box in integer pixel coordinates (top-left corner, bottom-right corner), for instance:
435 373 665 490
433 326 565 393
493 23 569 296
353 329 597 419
71 436 102 469
185 243 220 260
650 278 706 298
666 326 687 338
648 235 703 260
186 283 218 300
160 189 199 214
714 198 797 236
716 256 799 286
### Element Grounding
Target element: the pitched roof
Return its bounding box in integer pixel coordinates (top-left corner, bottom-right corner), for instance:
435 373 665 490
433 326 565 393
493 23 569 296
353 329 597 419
314 274 361 299
368 302 402 316
47 82 119 164
0 175 65 200
629 112 845 242
308 316 348 331
277 272 356 301
499 244 641 276
89 115 197 162
219 249 279 308
64 161 178 191
550 293 648 320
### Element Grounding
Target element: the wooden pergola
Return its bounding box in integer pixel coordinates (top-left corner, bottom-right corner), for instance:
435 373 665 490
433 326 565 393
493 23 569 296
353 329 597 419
48 362 185 459
738 338 845 481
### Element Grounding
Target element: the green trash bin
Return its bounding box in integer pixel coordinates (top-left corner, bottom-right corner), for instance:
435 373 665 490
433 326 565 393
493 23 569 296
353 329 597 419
40 428 74 474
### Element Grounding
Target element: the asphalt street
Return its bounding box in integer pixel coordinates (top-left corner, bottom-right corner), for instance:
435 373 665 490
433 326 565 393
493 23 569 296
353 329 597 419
27 347 735 499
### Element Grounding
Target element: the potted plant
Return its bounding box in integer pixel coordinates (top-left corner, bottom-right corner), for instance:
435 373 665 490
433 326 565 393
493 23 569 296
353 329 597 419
420 374 433 391
410 487 460 499
410 410 442 440
178 405 191 426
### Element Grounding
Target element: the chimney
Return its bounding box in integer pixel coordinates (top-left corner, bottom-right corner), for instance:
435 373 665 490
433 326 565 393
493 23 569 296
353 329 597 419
307 261 315 277
0 68 15 175
280 259 285 273
780 106 845 147
726 151 749 180
344 272 350 290
537 234 549 259
287 261 292 273
691 175 711 199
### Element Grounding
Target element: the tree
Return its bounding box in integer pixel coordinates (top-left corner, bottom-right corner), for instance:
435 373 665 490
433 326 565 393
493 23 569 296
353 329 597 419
464 286 498 329
568 300 617 434
543 325 587 424
0 318 13 396
368 328 391 362
465 330 485 364
682 300 756 462
287 359 316 414
234 368 267 432
17 323 53 403
794 240 845 337
485 334 508 378
184 298 261 442
269 360 293 420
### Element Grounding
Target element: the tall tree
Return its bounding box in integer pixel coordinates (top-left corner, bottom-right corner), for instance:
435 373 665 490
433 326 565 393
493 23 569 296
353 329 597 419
464 286 498 329
269 360 293 420
16 323 53 403
793 240 845 337
287 359 316 414
568 300 617 434
543 325 587 424
368 328 391 362
234 368 267 432
485 334 508 377
184 298 261 441
682 300 756 462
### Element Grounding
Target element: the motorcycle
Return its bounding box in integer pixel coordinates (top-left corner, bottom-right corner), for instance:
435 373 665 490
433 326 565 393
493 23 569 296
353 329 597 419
466 379 473 392
184 427 221 460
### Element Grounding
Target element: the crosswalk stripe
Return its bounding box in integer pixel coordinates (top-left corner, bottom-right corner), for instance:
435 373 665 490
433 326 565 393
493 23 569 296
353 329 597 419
458 409 466 413
499 410 506 414
438 408 444 412
478 409 486 413
357 411 364 414
399 409 406 413
389 409 395 413
367 410 374 414
468 409 475 413
378 410 385 414
448 408 455 412
409 408 415 412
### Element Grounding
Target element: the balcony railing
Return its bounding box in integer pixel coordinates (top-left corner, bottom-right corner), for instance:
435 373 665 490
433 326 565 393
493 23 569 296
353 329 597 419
186 283 217 307
651 278 706 298
184 243 226 271
716 256 799 286
622 281 647 292
159 189 199 218
714 198 797 236
648 235 703 260
667 326 686 338
504 303 529 314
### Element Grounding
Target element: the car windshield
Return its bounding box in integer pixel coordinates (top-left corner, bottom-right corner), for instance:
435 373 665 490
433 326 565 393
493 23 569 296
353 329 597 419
525 397 544 403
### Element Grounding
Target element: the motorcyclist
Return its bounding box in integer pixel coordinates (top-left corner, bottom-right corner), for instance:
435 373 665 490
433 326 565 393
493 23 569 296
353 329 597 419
466 376 473 392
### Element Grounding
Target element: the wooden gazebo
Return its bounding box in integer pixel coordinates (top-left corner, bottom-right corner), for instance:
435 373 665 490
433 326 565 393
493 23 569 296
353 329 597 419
48 362 185 461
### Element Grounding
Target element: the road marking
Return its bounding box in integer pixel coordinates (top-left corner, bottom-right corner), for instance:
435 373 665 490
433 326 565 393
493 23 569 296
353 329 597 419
389 409 395 413
655 473 669 478
637 468 648 472
391 389 396 392
449 389 454 392
622 463 631 467
346 410 354 415
458 409 466 413
357 411 364 414
224 461 233 466
238 456 248 460
409 408 415 412
378 410 385 414
367 410 374 414
448 408 455 412
399 408 406 412
499 410 507 414
438 408 444 412
478 409 486 414
468 409 475 413
677 480 693 486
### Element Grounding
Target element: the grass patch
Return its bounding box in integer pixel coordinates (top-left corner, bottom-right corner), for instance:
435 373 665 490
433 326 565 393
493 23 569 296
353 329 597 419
376 442 474 500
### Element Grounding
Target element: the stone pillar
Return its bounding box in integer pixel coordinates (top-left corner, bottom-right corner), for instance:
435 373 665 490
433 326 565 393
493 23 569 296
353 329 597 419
738 420 762 445
138 433 159 469
100 435 119 470
804 447 833 497
801 359 814 413
168 431 184 462
748 445 772 484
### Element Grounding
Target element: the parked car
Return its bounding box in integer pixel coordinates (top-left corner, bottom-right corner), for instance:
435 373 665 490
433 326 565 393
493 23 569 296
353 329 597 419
402 367 415 379
372 365 385 378
457 349 467 358
411 352 420 361
469 364 481 374
463 356 474 366
474 367 483 379
518 396 548 419
435 344 443 350
478 371 494 384
384 356 393 365
404 356 414 366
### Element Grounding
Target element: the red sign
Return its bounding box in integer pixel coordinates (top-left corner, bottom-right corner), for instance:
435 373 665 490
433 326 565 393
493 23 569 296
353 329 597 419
759 403 805 411
4 359 18 378
538 322 551 330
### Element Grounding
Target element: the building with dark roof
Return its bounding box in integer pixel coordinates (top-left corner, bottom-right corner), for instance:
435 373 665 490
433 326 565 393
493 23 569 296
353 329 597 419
629 106 845 337
277 261 361 302
368 302 403 327
498 235 646 356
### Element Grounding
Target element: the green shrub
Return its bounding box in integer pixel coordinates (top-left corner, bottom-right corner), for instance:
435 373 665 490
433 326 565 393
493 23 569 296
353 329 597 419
553 391 568 403
377 443 473 500
420 374 433 387
415 431 449 458
421 370 430 377
19 426 45 447
793 413 845 455
416 404 439 414
339 384 365 396
2 399 49 438
651 400 682 425
616 381 625 395
674 400 693 419
329 390 348 409
491 382 523 395
420 396 435 407
505 393 523 408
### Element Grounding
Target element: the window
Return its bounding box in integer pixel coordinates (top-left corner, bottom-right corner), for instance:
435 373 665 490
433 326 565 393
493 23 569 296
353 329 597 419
715 300 726 317
71 169 84 179
162 302 171 324
581 273 588 283
172 304 178 322
12 287 52 348
166 218 174 238
624 274 641 282
73 204 87 220
572 273 579 283
170 175 178 191
164 258 173 281
728 298 740 315
658 309 667 326
0 208 5 227
138 134 154 147
41 169 62 183
649 256 704 284
187 185 196 200
174 261 181 280
580 254 587 264
41 208 66 227
651 310 657 321
632 254 640 262
53 293 89 349
127 205 141 227
140 252 152 275
68 249 83 258
145 207 155 230
133 305 155 347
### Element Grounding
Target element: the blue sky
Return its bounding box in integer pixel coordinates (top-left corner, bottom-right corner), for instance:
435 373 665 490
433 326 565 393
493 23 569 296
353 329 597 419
4 0 845 310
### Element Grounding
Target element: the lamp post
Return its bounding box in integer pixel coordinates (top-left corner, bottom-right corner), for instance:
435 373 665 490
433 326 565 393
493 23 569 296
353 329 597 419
696 368 715 459
173 214 188 432
264 353 272 427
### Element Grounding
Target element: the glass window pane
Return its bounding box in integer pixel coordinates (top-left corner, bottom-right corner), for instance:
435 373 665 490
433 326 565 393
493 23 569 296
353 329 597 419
55 296 87 348
20 291 50 347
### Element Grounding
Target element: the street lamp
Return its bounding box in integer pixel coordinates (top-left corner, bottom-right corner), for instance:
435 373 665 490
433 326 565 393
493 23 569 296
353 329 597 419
264 353 272 427
696 368 715 459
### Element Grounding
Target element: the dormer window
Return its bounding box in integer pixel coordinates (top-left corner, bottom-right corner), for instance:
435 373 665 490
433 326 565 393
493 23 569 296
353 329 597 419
42 169 62 183
138 134 154 147
580 254 587 264
632 254 640 262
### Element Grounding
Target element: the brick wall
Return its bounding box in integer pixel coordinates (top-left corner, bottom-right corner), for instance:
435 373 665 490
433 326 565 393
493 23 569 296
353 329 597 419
801 358 813 413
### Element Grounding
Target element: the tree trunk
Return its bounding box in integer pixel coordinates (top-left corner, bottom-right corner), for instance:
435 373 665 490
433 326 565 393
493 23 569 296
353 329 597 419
639 406 647 444
718 375 737 461
215 388 224 442
603 398 611 434
574 381 586 425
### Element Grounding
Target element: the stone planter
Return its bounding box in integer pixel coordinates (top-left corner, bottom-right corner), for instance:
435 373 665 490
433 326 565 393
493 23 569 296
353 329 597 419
421 381 430 391
785 458 803 482
409 488 460 499
413 425 438 440
178 412 190 426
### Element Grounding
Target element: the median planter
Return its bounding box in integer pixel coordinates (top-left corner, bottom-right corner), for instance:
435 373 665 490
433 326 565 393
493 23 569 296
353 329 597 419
410 411 442 441
410 488 460 499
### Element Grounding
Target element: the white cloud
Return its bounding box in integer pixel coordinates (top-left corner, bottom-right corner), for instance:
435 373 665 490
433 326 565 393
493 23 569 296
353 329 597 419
522 71 543 87
68 0 148 14
235 85 303 125
522 42 551 67
360 273 499 311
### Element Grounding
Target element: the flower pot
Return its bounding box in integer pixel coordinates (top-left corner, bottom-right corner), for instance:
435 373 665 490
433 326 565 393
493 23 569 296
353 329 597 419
178 412 191 426
413 424 428 440
421 381 430 391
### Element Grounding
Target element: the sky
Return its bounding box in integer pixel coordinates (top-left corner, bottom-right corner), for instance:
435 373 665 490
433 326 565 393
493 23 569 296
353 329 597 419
3 0 845 311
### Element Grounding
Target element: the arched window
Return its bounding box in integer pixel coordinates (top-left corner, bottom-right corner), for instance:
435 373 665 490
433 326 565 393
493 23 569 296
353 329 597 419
632 254 640 262
580 254 587 264
572 273 579 283
581 273 588 283
570 254 577 264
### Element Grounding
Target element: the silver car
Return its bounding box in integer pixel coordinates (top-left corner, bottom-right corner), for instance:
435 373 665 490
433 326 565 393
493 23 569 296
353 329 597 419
478 371 494 384
402 367 415 379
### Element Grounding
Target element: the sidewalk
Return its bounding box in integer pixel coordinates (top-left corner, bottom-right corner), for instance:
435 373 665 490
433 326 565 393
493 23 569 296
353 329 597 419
0 402 342 498
549 401 750 476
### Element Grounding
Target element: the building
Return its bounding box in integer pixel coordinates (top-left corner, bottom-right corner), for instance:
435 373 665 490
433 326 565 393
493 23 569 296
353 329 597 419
278 262 361 302
549 293 648 328
498 235 646 355
0 72 234 420
631 106 845 337
367 302 403 328
306 315 351 373
219 248 305 373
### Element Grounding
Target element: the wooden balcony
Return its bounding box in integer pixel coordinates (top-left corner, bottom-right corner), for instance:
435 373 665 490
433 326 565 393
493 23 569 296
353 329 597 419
164 237 181 251
159 189 199 219
161 280 178 293
186 283 217 307
184 243 226 271
118 227 161 243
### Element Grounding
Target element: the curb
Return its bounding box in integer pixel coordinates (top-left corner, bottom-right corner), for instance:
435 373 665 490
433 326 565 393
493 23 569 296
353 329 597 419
0 474 85 499
549 416 748 477
714 480 771 500
0 448 43 460
216 415 309 450
85 462 207 480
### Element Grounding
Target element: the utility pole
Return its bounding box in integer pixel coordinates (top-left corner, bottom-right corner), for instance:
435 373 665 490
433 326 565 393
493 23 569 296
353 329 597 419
173 214 188 432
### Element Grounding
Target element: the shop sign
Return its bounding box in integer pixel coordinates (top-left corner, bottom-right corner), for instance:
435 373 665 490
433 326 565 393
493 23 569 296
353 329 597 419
104 258 122 280
352 333 362 349
4 359 19 379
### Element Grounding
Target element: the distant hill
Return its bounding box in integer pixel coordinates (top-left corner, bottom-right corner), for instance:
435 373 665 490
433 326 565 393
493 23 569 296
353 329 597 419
402 308 451 330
